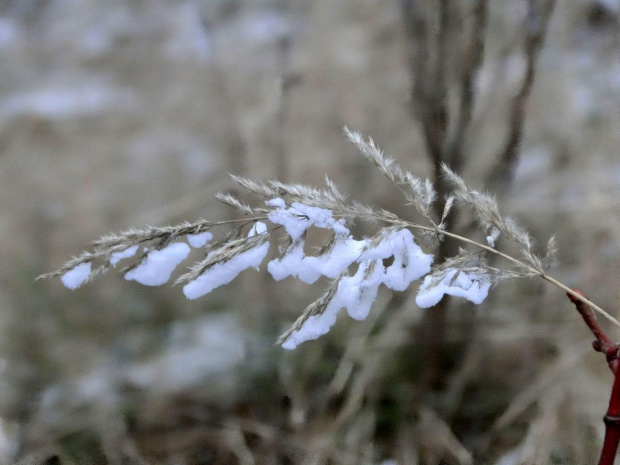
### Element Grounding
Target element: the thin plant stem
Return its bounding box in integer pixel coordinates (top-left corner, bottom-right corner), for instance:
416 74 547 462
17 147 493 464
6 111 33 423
600 372 620 465
567 291 620 465
331 213 620 329
399 222 620 329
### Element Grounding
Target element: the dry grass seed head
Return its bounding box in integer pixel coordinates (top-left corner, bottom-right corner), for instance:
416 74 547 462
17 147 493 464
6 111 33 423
277 278 341 345
175 231 269 285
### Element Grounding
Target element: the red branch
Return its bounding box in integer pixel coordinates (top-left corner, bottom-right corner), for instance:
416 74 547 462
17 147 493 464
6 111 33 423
567 289 620 465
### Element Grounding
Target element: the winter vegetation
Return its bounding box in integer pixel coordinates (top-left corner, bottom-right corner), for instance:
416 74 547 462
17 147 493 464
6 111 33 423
39 125 620 461
41 130 585 353
5 0 620 464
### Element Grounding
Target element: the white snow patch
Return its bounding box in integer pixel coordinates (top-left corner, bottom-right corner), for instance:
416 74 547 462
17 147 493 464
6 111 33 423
294 203 349 235
61 262 91 290
124 242 190 286
187 231 212 248
416 269 491 308
282 229 433 349
266 197 286 208
267 204 309 240
269 236 367 284
269 240 304 281
338 259 384 321
301 237 367 282
249 221 267 236
281 261 383 350
183 222 269 300
281 295 342 350
268 201 349 240
110 245 139 266
267 200 364 283
362 229 434 291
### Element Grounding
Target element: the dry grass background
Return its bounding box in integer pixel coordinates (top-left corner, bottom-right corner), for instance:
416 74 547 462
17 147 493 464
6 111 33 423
2 0 620 463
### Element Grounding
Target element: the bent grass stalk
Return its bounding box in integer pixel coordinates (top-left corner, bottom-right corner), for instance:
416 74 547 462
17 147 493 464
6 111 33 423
40 129 620 344
421 225 620 329
39 128 620 462
333 215 620 329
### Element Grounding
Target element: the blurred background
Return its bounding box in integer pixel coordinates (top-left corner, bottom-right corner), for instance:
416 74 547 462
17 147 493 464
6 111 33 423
2 0 620 463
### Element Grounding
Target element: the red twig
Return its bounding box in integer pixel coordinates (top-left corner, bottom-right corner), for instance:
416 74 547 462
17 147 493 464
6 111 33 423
567 289 620 465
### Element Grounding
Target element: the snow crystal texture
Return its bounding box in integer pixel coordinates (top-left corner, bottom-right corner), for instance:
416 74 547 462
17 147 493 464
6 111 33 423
267 200 366 283
187 231 212 248
61 262 91 290
183 222 269 300
110 245 139 266
282 229 433 349
415 269 491 308
124 242 190 286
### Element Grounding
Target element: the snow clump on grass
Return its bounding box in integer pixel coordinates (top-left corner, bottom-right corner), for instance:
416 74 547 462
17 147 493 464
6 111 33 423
61 262 91 290
416 269 491 308
280 228 433 349
124 242 191 286
267 199 367 283
182 222 269 300
187 231 213 248
109 245 139 266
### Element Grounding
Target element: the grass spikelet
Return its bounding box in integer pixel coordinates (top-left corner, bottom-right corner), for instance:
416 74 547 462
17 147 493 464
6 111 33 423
277 278 340 346
214 192 255 216
175 233 270 285
230 174 279 198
